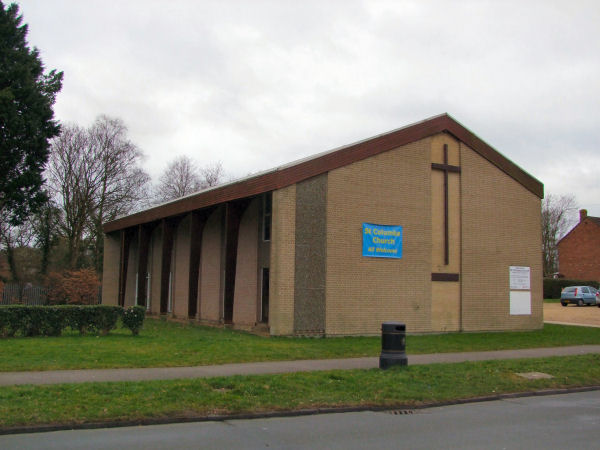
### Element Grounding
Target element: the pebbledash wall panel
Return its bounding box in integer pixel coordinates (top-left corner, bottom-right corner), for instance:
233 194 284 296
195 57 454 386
294 174 327 334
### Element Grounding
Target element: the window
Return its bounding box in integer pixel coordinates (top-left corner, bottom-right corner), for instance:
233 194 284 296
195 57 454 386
146 272 151 311
262 193 272 241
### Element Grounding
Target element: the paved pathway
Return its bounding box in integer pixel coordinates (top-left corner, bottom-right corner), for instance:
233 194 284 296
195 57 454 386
1 345 599 386
545 320 600 328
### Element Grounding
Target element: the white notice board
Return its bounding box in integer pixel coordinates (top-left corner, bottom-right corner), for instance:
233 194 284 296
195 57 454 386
510 291 531 315
509 266 530 290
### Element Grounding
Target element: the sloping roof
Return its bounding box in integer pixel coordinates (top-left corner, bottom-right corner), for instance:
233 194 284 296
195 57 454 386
558 215 600 245
104 113 544 233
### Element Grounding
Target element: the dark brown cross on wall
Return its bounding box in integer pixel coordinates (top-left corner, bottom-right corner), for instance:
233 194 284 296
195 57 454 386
431 144 461 265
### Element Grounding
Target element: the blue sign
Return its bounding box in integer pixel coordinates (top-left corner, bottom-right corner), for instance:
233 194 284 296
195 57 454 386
362 223 403 259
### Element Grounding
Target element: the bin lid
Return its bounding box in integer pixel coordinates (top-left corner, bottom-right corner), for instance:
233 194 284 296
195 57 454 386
381 322 405 332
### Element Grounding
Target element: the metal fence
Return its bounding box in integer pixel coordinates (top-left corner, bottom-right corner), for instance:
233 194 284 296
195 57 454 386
0 283 102 305
0 282 48 305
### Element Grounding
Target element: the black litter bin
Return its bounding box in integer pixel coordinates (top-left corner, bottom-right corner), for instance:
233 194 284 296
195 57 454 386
379 322 408 369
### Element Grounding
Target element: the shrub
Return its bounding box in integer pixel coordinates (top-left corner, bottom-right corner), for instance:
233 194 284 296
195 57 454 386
21 306 46 337
0 305 123 337
0 306 65 337
0 306 23 337
46 269 100 305
62 305 121 335
543 278 600 299
122 306 146 335
91 306 122 335
45 272 68 305
40 307 65 337
64 306 97 335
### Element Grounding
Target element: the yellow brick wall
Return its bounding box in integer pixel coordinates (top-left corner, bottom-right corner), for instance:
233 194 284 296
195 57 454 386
461 143 543 331
269 184 296 335
325 139 432 335
431 282 460 331
430 134 461 331
233 198 259 325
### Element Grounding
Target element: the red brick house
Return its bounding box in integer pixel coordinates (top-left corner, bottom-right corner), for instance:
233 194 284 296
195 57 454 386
558 209 600 281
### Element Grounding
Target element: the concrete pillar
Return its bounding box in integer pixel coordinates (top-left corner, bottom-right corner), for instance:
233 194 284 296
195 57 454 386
101 231 121 305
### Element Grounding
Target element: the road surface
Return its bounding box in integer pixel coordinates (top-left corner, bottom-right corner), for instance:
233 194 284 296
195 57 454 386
1 390 599 449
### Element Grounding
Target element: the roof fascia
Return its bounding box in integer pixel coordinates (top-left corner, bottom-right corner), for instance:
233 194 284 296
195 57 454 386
104 113 543 233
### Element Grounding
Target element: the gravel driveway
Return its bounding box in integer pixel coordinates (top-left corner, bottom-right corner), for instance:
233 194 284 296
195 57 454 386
544 302 600 327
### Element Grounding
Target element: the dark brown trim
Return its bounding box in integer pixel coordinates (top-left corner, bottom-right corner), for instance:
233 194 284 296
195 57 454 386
443 144 449 266
159 218 177 314
136 224 152 307
104 114 543 233
444 145 449 266
118 230 133 307
431 144 460 266
431 273 460 282
444 119 544 198
431 162 461 173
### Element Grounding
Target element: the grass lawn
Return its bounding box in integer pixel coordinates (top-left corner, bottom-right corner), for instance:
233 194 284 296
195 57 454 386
1 319 600 372
0 354 598 428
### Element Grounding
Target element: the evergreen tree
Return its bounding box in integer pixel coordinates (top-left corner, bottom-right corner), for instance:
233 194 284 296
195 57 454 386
0 2 63 225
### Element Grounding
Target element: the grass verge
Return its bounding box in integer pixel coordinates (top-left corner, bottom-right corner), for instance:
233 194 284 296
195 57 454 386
1 320 600 372
0 354 598 428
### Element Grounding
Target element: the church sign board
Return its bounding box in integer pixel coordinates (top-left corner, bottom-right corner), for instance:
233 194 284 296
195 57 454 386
362 223 403 259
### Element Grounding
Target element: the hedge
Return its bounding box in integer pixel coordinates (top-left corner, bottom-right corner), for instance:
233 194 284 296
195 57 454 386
543 278 600 299
0 305 145 337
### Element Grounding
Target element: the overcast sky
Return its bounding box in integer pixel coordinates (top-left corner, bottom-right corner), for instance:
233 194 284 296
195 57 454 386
15 0 600 218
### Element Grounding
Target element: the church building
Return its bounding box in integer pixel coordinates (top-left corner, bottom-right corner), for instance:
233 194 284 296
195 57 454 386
102 114 544 335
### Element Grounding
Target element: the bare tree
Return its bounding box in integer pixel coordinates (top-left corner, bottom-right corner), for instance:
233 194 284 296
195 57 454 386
155 156 203 203
0 197 62 282
0 217 35 282
46 124 91 269
155 157 224 203
199 161 225 189
542 193 578 276
47 116 150 272
31 200 62 276
87 116 151 273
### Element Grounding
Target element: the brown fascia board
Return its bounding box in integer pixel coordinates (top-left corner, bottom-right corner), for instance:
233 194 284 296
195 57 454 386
103 113 544 233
